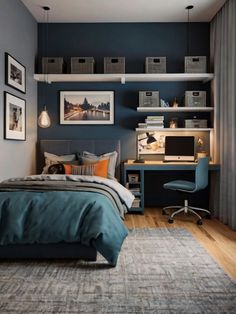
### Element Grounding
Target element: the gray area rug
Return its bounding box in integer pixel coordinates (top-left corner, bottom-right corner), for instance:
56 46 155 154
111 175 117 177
0 228 236 314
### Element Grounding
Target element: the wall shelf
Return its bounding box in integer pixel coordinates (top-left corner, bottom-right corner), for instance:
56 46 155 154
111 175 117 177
135 128 213 132
34 73 214 84
137 107 214 112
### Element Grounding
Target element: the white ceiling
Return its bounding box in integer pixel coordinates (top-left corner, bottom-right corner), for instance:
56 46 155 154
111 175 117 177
21 0 226 23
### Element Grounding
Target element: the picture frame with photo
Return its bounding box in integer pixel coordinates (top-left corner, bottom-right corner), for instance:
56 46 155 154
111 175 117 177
138 132 165 155
5 53 26 94
4 92 26 141
60 91 114 125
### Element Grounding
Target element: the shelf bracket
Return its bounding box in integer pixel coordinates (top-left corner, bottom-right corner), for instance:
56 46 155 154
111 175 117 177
43 74 52 84
121 76 126 84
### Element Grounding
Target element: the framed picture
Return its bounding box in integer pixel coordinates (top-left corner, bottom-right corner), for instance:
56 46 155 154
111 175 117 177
60 91 114 125
4 92 26 141
5 53 26 94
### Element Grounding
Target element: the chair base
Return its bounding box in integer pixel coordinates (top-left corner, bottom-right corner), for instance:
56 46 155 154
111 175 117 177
163 200 211 225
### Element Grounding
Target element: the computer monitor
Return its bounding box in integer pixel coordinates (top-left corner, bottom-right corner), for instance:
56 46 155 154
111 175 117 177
164 136 195 161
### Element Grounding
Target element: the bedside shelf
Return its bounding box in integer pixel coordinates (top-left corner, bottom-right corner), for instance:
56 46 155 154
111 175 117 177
34 73 214 84
137 107 214 112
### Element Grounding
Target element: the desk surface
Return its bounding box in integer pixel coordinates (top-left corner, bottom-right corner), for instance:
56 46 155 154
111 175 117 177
124 160 220 170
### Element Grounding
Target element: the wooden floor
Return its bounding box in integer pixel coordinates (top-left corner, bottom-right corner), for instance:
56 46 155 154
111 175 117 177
124 207 236 281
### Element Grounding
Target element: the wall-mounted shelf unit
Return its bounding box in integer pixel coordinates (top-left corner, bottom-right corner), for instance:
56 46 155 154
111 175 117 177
135 128 213 132
137 107 214 112
34 73 214 84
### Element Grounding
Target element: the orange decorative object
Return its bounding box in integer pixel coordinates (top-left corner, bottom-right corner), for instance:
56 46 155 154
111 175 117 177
94 159 109 178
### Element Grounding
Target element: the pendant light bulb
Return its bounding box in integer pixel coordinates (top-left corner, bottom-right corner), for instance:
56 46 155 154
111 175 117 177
38 106 51 128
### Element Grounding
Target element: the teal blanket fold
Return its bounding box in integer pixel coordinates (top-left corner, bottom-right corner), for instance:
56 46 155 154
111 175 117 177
0 176 132 266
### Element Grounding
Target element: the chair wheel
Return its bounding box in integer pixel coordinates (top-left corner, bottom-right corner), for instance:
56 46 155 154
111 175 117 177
168 218 174 224
197 219 203 225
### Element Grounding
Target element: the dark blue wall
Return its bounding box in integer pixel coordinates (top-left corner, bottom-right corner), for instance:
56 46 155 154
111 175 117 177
37 23 210 161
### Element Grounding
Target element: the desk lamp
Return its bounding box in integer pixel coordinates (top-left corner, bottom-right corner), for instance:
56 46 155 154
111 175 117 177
134 132 157 163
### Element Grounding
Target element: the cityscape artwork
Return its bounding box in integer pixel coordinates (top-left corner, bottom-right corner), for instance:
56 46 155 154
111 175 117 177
60 91 114 124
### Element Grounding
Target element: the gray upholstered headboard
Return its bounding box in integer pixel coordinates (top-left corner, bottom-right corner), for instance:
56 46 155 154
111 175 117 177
37 139 121 178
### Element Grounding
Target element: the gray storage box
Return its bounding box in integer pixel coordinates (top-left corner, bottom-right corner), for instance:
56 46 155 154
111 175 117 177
71 57 95 74
139 91 160 107
185 56 207 73
145 57 166 73
104 57 125 74
185 91 206 107
42 57 64 74
185 119 207 128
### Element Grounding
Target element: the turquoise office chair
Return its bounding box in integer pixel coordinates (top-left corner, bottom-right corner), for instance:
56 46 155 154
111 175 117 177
163 157 211 225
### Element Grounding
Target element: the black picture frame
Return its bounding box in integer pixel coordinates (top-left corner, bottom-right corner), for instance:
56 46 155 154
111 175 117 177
4 91 26 141
5 53 26 94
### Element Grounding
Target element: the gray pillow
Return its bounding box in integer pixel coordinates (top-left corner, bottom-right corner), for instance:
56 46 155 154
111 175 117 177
42 152 76 174
79 151 118 180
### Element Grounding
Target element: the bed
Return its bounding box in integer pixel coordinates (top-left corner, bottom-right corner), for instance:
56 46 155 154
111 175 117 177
0 140 134 266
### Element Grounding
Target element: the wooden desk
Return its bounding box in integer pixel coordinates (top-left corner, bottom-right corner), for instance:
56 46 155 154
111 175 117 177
123 160 220 213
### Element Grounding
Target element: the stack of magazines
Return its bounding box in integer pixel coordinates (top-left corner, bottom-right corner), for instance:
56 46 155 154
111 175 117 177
138 116 164 129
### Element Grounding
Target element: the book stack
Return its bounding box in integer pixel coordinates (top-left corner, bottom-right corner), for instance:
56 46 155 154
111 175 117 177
138 116 164 129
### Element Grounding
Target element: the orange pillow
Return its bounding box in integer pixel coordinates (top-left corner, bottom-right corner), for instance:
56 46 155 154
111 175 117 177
94 159 109 178
63 164 72 175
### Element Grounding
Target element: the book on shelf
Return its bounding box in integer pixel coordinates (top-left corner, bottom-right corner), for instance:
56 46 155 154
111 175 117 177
145 120 164 125
146 126 164 129
146 115 164 120
138 123 148 128
129 187 141 192
132 198 141 208
138 123 164 129
131 191 141 196
146 116 164 127
138 115 165 129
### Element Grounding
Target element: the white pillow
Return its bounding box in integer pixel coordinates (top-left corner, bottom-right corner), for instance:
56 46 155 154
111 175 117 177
81 151 118 180
42 152 76 174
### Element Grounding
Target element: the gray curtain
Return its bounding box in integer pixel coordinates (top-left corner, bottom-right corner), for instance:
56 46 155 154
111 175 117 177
210 0 236 230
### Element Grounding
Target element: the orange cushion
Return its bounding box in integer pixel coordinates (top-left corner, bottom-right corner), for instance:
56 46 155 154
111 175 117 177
93 158 109 178
63 164 72 174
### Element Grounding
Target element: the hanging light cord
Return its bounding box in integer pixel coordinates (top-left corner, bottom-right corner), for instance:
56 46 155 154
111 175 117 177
43 7 50 83
42 6 50 108
186 5 194 56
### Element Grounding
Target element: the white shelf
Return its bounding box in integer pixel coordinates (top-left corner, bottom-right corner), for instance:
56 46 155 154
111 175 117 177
137 107 214 112
33 73 214 84
135 128 213 132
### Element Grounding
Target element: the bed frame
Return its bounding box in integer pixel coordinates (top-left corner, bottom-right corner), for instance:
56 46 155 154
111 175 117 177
0 139 121 261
